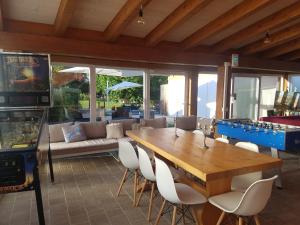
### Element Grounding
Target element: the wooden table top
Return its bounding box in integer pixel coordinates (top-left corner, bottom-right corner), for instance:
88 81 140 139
126 128 282 182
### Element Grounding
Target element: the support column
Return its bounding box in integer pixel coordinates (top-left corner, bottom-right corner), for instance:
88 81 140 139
89 66 97 122
184 74 189 116
216 63 232 119
282 73 289 91
143 70 150 119
216 67 225 120
185 70 198 116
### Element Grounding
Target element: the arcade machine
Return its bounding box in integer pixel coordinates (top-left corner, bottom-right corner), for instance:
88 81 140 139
0 52 54 225
216 91 300 188
261 91 300 126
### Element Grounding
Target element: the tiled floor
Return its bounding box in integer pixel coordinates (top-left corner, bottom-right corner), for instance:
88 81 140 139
0 152 299 225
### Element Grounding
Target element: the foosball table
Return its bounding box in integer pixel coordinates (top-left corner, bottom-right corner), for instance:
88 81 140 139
216 119 300 188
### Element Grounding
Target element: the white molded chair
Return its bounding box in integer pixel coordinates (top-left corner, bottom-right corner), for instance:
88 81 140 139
116 141 139 206
215 137 229 144
136 146 156 221
209 175 278 225
232 142 262 191
192 129 205 135
154 157 207 225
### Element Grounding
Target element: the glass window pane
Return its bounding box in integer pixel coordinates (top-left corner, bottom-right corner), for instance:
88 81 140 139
259 76 279 117
197 74 217 118
289 75 300 92
96 69 143 121
232 76 259 120
49 65 90 123
150 74 185 126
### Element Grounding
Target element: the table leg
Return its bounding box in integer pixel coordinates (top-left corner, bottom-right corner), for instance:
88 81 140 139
271 148 283 189
191 177 232 225
33 166 45 225
48 148 54 183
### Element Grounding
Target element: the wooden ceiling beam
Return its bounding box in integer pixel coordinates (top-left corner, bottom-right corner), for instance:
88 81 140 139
280 50 300 61
54 0 78 36
213 1 300 53
182 0 274 50
241 22 300 55
263 38 300 58
1 31 300 72
104 0 151 42
145 0 212 47
0 0 4 31
0 30 226 66
51 55 217 73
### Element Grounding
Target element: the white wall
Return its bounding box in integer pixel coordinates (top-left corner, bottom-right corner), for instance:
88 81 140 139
197 74 217 118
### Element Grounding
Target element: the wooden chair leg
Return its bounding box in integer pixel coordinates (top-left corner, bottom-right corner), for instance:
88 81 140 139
238 217 243 225
116 168 128 197
154 199 166 225
147 182 155 221
171 205 177 225
136 178 147 207
133 170 138 206
254 215 261 225
216 211 226 225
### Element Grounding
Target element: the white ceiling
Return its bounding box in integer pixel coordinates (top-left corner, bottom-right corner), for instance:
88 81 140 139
2 0 60 24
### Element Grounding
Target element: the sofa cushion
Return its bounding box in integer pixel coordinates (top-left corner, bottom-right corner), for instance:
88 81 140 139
49 122 73 143
62 124 87 143
141 117 167 128
110 119 136 134
106 123 124 139
77 121 107 139
175 116 197 131
50 137 134 157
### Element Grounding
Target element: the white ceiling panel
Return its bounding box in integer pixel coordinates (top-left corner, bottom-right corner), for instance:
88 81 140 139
70 0 126 31
2 0 60 24
164 0 244 42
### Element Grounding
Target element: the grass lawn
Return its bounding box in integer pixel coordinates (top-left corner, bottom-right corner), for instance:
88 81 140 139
79 100 122 109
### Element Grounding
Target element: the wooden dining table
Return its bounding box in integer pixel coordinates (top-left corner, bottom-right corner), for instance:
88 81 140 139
126 127 282 225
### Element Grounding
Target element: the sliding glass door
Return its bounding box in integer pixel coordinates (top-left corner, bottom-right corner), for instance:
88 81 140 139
231 76 259 120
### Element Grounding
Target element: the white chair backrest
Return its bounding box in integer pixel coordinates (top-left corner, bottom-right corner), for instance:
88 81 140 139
234 175 278 216
232 142 262 190
216 137 229 144
235 142 259 153
137 146 156 182
154 157 181 204
193 130 205 136
118 141 139 170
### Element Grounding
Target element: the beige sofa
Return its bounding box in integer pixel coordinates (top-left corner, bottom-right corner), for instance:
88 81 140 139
49 119 137 158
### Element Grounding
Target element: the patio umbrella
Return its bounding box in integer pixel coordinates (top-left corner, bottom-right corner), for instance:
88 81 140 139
59 67 144 77
107 81 142 91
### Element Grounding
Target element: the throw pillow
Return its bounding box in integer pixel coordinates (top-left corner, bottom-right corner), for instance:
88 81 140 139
106 123 124 139
62 124 87 143
110 119 136 134
49 122 73 143
76 121 107 139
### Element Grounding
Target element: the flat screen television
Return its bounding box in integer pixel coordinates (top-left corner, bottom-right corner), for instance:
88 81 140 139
0 53 51 108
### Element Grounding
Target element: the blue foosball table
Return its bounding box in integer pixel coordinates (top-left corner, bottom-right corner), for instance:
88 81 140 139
216 119 300 188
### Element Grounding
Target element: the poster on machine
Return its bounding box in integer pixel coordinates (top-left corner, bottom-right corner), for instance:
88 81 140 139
0 53 50 93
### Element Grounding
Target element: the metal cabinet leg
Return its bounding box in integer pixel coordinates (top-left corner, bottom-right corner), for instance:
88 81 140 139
48 148 54 183
33 167 45 225
271 148 283 189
